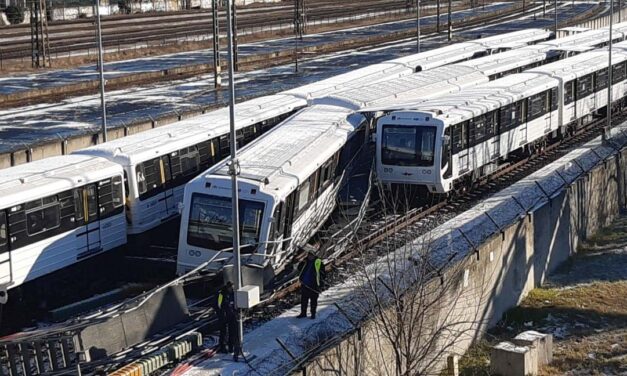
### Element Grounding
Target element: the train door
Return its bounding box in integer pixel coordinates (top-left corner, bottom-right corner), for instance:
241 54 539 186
0 211 11 286
75 184 101 259
282 193 297 254
159 155 175 217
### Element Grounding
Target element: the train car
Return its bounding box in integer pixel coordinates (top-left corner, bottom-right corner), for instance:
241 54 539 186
287 29 552 101
0 155 126 291
374 45 627 193
177 105 367 282
315 26 627 116
74 94 304 235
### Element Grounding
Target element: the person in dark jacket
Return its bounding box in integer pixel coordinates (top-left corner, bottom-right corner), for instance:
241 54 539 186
297 250 325 319
216 281 238 355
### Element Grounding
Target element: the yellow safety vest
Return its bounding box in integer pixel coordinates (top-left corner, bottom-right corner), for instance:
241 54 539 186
217 292 224 308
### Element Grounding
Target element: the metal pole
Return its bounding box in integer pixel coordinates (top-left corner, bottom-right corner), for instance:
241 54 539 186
95 0 108 143
554 0 558 35
447 0 452 41
225 0 243 354
231 0 239 72
416 0 420 53
212 0 221 88
606 0 614 141
436 0 440 32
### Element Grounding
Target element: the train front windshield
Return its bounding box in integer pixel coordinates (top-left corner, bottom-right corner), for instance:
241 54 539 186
187 193 265 253
381 125 436 166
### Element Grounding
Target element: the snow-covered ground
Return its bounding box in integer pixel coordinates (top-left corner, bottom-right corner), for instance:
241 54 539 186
0 3 514 96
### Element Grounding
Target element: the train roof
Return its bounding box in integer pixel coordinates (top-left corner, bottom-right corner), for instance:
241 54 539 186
393 73 558 125
389 28 550 71
314 65 487 111
527 45 627 80
0 155 122 209
74 94 305 165
287 29 551 100
546 21 627 47
202 105 365 198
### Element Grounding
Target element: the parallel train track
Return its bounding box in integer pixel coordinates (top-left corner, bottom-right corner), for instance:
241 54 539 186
0 0 446 61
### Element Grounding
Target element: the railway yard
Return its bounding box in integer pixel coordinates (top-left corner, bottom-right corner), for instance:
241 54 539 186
0 1 626 375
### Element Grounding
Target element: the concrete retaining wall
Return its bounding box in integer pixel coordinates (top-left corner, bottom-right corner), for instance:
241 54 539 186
300 128 627 374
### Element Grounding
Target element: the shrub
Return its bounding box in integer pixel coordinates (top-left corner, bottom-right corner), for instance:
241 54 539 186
118 0 131 14
5 5 24 25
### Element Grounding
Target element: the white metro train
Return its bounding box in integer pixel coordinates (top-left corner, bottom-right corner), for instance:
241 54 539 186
0 29 549 292
177 106 367 280
375 44 627 193
0 156 127 291
73 29 553 236
175 27 627 281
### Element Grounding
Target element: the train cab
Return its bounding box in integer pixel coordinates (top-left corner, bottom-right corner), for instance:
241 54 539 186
375 111 449 193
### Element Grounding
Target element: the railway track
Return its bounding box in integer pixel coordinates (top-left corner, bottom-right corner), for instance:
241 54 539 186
0 110 620 376
110 111 627 369
0 0 448 62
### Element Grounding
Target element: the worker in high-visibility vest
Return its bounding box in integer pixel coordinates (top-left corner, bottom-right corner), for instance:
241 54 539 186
296 249 325 319
216 281 237 354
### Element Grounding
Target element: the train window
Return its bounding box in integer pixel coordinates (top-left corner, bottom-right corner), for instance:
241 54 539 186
187 193 264 253
297 181 310 213
136 156 170 200
25 197 60 236
123 171 130 200
219 135 230 157
613 63 625 84
318 159 335 191
564 81 575 105
86 185 98 222
442 127 451 170
551 88 558 111
469 115 486 146
308 171 320 200
485 111 498 137
99 177 125 219
451 122 468 154
242 125 257 145
74 189 85 224
0 211 7 251
577 74 593 97
169 146 201 180
381 125 436 166
235 129 245 148
499 105 514 132
527 92 547 121
58 189 76 232
595 68 608 91
198 139 217 169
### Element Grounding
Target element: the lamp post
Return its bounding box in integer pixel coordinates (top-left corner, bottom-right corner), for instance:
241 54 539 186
225 0 243 356
606 0 615 141
447 0 452 41
416 0 420 53
554 0 558 35
95 0 107 142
